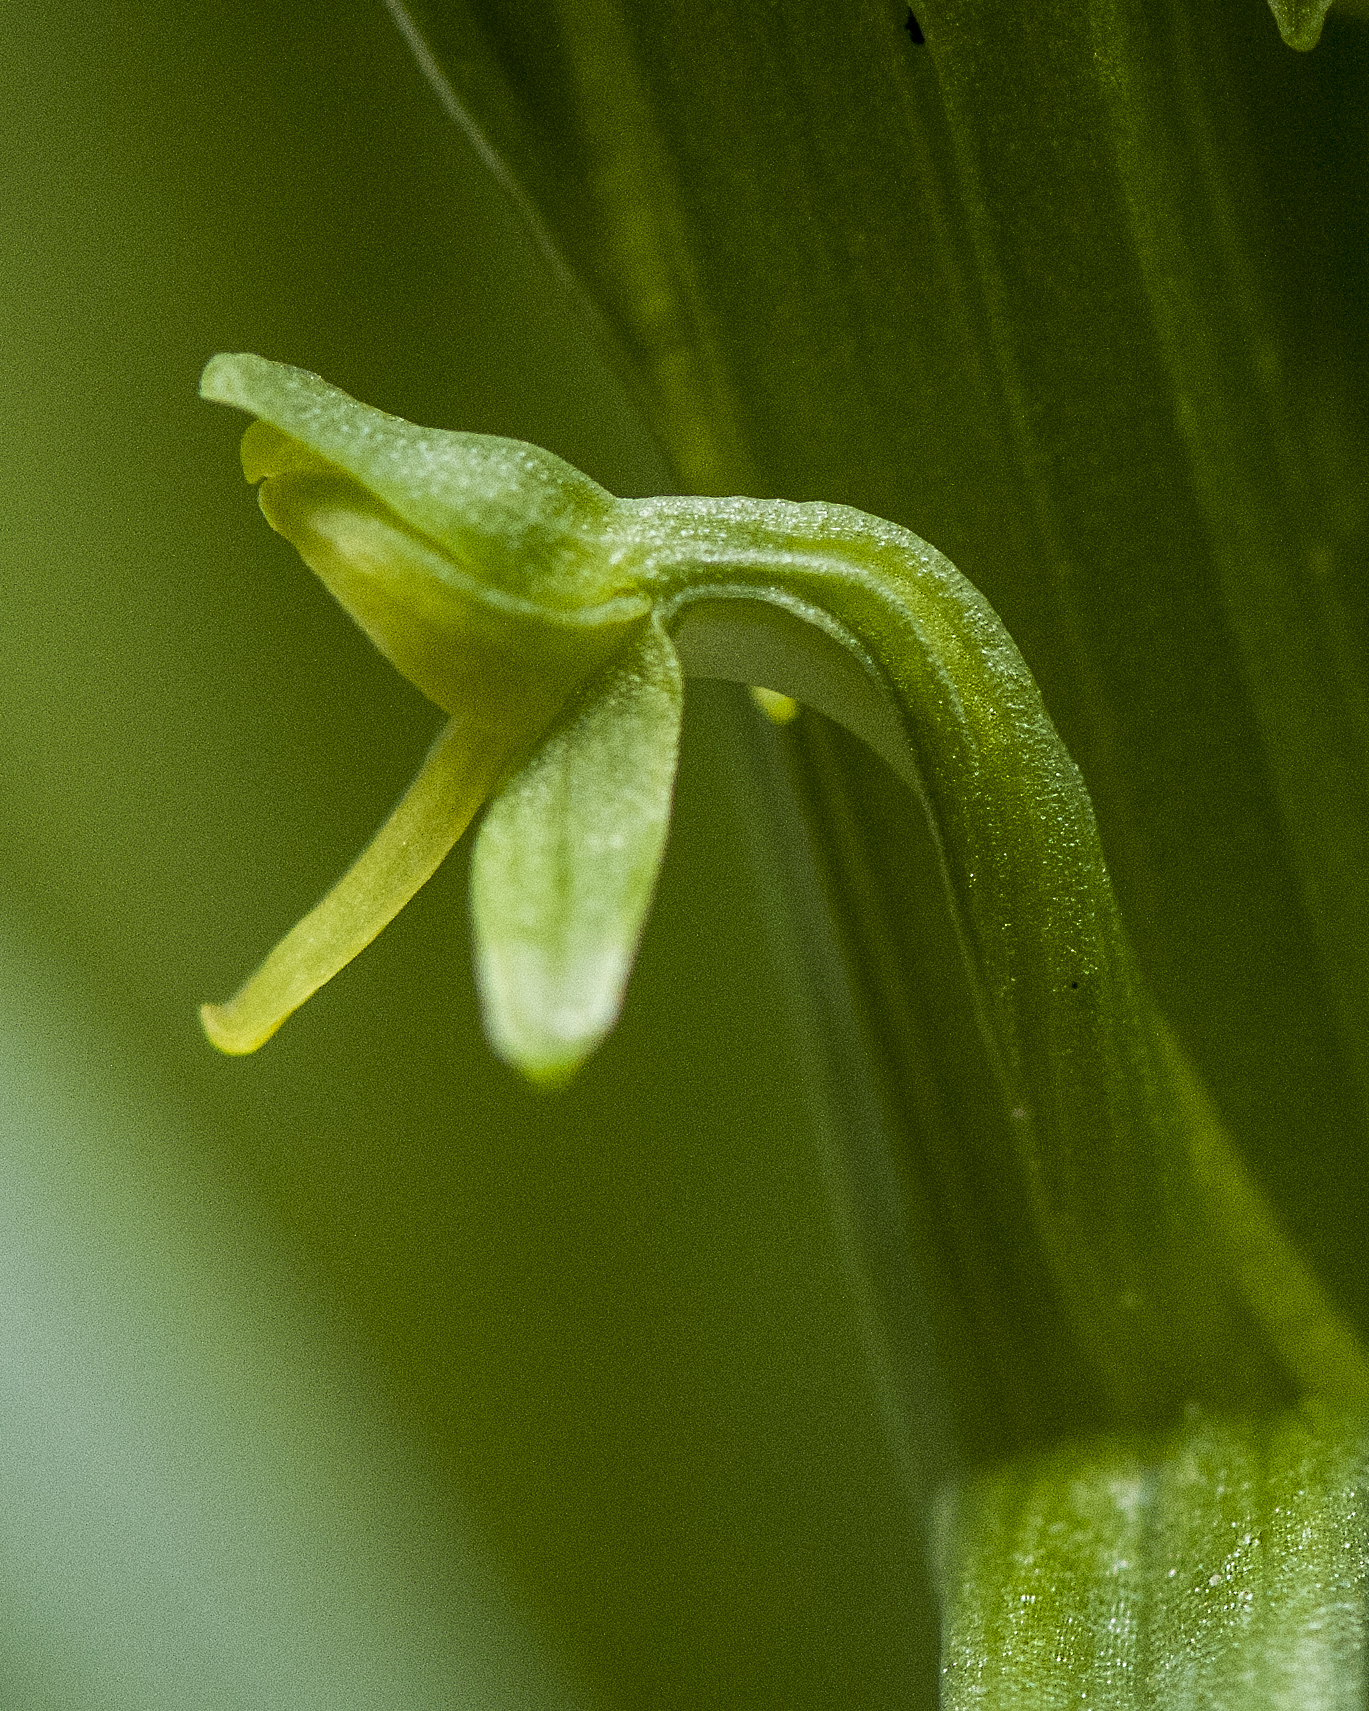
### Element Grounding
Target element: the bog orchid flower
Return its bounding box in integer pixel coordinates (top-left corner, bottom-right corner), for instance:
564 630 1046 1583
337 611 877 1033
201 353 1366 1436
196 347 993 1087
199 352 663 1083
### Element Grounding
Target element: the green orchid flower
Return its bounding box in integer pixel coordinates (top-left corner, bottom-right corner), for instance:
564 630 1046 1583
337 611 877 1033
201 352 1367 1438
199 352 658 1084
198 346 1037 1092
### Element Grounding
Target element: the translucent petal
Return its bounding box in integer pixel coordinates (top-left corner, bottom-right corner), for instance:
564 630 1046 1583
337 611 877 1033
252 466 644 731
202 717 508 1054
470 618 682 1083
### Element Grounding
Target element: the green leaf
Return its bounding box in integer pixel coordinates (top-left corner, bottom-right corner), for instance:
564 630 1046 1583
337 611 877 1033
471 614 683 1081
396 0 1369 1455
939 1403 1369 1710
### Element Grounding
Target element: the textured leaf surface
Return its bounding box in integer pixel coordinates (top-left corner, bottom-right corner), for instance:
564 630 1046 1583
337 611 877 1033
940 1405 1369 1711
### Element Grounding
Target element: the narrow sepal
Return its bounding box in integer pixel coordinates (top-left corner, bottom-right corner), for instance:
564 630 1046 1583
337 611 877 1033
470 616 683 1083
202 717 507 1053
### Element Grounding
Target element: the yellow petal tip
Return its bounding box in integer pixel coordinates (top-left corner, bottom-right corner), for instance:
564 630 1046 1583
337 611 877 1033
199 1001 280 1056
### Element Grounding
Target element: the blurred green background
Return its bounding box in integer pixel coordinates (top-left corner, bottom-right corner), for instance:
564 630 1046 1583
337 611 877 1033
0 1 942 1705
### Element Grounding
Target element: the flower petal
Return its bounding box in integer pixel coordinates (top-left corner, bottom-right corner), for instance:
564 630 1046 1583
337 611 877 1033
470 617 683 1083
252 464 644 731
202 716 507 1054
201 353 627 610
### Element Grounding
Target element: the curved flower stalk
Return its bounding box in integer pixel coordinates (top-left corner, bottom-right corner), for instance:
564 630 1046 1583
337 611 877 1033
199 352 1368 1423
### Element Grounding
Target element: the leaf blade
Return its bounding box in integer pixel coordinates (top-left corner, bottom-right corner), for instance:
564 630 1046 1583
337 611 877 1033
940 1405 1369 1711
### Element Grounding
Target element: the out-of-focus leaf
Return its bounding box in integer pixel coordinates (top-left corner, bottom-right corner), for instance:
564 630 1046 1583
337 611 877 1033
0 928 584 1711
1 3 950 1705
384 0 752 495
939 1403 1369 1710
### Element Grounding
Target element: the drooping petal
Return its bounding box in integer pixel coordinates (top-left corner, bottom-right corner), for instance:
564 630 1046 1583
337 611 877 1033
470 616 683 1084
1266 0 1335 50
202 716 507 1054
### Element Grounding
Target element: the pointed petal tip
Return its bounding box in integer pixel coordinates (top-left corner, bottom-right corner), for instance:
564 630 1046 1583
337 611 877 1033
469 619 682 1091
750 685 800 724
201 357 313 483
198 717 510 1065
511 1045 596 1091
241 419 334 484
476 934 627 1087
1267 0 1333 49
487 1015 607 1088
200 351 327 418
